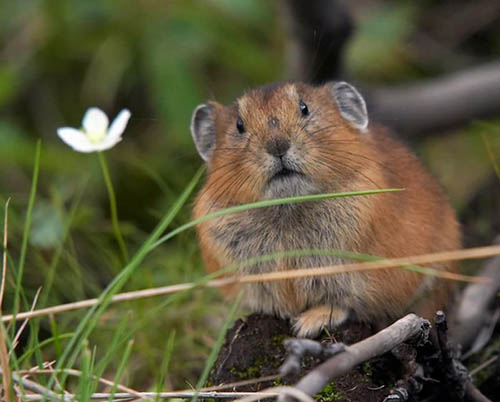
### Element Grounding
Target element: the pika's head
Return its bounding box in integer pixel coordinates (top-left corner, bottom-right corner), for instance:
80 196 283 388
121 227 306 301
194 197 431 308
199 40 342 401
191 81 369 204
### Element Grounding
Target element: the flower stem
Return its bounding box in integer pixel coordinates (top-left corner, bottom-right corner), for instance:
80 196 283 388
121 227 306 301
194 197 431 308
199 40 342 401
98 152 128 263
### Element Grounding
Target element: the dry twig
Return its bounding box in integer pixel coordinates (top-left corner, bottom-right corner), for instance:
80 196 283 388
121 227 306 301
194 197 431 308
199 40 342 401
2 244 498 323
17 368 150 400
18 390 280 401
280 339 345 377
11 287 41 352
0 199 11 402
0 198 10 312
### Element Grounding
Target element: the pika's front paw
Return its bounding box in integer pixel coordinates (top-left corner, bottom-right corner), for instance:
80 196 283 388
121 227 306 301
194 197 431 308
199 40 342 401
293 305 349 338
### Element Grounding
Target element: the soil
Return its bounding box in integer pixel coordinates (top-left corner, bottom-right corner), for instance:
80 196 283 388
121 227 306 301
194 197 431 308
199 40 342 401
209 313 403 401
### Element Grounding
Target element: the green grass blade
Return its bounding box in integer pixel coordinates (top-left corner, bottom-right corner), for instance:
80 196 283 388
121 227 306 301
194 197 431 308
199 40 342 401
12 140 41 328
191 292 242 402
18 333 73 366
98 151 129 263
77 341 93 401
108 339 134 401
154 330 176 401
46 166 205 394
94 313 130 379
149 188 403 251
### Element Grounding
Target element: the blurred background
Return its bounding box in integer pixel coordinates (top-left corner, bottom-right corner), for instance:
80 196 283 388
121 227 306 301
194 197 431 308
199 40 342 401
1 0 499 391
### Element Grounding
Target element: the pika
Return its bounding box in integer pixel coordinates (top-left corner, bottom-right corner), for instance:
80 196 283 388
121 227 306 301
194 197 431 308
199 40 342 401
190 81 460 337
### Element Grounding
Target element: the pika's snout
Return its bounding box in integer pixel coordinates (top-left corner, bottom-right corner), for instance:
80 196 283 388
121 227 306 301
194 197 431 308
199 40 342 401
266 137 290 158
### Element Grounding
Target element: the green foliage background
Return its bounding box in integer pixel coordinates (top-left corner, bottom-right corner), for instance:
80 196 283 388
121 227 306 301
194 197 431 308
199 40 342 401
0 0 498 393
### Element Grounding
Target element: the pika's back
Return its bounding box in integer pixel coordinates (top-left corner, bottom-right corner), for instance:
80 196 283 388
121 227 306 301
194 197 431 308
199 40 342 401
190 80 460 336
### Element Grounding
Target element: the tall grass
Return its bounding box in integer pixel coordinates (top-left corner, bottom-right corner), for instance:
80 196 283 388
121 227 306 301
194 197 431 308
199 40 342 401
1 144 404 400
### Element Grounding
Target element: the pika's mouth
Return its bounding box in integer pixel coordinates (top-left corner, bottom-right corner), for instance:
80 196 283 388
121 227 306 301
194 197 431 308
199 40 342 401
269 167 303 182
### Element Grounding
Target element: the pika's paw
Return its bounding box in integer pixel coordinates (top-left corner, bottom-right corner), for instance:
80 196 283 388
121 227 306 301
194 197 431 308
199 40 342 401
293 305 349 338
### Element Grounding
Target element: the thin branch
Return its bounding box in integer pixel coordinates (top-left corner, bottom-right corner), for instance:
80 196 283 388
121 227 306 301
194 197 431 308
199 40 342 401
196 374 280 392
2 244 499 323
279 314 430 401
0 325 11 402
470 355 499 377
0 199 11 402
6 371 62 400
18 390 280 401
237 386 314 402
11 287 41 352
17 368 150 400
280 339 345 376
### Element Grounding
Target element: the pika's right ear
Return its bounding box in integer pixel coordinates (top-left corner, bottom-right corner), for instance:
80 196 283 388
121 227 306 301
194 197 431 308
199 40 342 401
191 103 216 162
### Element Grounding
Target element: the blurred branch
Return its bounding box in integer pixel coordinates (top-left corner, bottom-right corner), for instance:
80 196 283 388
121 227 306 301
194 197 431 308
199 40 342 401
282 0 352 83
368 61 500 137
451 236 500 350
283 0 500 136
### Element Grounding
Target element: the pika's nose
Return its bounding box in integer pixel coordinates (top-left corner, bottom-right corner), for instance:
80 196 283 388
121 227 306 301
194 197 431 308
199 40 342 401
266 137 290 158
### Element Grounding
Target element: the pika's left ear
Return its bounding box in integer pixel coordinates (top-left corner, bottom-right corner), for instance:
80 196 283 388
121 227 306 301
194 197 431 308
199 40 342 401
329 81 368 131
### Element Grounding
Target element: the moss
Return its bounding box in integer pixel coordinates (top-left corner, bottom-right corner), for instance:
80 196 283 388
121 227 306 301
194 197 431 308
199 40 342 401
271 334 288 347
273 377 283 386
362 362 373 377
229 355 270 379
315 381 344 402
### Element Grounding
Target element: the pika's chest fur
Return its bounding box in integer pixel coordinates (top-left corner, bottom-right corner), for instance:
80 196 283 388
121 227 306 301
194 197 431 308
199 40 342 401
209 199 363 270
203 198 369 316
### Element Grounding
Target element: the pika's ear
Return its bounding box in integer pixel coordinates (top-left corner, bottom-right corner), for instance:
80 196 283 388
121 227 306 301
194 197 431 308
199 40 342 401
191 103 216 162
329 81 368 131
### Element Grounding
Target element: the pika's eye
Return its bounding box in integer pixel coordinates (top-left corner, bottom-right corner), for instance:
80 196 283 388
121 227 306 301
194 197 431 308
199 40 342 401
299 100 309 116
236 117 245 134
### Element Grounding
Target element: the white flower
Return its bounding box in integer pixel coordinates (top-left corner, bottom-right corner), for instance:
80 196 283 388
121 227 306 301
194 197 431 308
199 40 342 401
57 107 131 153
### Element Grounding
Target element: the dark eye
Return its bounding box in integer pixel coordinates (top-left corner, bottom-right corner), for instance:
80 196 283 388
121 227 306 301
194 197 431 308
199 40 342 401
299 100 309 116
236 117 245 134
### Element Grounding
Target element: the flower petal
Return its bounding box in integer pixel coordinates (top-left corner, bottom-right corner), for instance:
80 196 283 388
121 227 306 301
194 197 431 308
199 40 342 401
107 109 131 143
93 136 124 152
82 107 109 135
57 127 97 153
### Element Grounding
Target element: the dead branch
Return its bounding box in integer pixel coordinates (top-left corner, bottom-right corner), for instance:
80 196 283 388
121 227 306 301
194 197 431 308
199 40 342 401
451 236 500 350
368 61 500 137
435 311 469 400
283 0 500 137
435 311 493 402
279 314 430 402
280 339 345 377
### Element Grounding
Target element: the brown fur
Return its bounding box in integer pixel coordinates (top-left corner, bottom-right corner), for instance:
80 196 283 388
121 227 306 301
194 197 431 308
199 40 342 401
192 82 461 337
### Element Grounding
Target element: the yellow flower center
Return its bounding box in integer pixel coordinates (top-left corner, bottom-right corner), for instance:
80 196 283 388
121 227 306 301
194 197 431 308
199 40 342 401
87 130 106 144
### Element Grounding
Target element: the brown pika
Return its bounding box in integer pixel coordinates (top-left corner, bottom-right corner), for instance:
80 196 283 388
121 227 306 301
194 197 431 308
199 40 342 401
190 81 460 338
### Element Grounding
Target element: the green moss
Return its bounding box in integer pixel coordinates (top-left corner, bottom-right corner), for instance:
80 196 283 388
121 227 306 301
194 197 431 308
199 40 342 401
362 362 373 377
273 377 283 386
315 381 344 402
271 334 287 347
228 355 270 379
